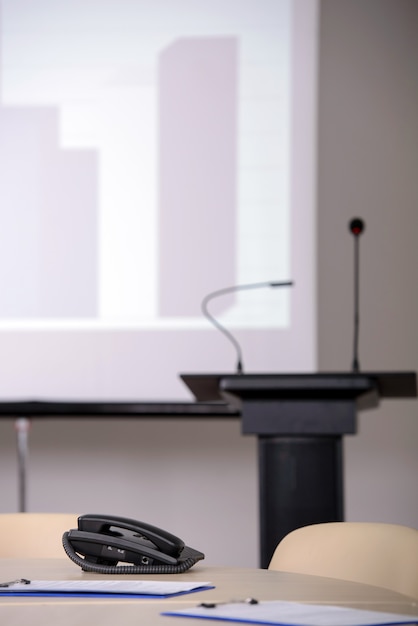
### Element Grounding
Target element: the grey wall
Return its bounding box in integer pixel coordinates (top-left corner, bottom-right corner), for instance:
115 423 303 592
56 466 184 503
0 0 416 566
317 0 418 524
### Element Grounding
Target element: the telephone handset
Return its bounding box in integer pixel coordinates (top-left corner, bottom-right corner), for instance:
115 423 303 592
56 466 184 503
62 514 205 574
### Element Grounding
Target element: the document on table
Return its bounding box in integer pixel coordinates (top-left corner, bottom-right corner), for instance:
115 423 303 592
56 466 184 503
0 579 213 598
162 600 418 625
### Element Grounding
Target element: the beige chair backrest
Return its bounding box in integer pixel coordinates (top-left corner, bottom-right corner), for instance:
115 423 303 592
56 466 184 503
268 522 418 599
0 513 78 558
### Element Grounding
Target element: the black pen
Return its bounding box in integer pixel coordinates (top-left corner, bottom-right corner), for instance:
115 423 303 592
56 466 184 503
0 579 31 588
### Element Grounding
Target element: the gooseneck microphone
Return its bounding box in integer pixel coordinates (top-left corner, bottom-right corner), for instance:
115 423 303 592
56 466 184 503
201 280 294 374
349 218 365 372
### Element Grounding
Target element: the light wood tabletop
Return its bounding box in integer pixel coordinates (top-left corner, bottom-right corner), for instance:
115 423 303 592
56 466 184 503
0 558 416 625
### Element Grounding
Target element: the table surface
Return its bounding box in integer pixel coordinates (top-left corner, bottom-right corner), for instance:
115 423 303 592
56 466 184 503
0 558 417 625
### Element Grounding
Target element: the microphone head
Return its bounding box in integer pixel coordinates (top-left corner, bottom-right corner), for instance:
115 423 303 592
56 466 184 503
349 217 365 236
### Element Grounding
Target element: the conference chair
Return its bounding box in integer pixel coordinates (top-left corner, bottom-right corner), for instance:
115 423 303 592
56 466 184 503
0 513 78 558
268 522 418 599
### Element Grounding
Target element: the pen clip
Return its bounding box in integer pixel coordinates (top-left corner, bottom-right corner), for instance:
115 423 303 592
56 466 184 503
0 578 31 588
199 598 258 608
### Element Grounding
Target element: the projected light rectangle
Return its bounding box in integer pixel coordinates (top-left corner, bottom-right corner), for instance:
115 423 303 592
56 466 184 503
0 0 291 329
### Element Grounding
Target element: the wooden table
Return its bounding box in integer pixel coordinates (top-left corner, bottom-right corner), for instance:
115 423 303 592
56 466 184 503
0 558 417 625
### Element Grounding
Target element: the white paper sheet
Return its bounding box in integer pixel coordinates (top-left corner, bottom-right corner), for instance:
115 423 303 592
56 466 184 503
163 600 418 625
0 579 212 596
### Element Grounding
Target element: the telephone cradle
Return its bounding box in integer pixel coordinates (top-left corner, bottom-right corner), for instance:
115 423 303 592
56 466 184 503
62 514 205 574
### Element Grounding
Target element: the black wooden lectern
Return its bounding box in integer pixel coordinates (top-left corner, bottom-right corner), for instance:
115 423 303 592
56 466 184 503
181 372 417 568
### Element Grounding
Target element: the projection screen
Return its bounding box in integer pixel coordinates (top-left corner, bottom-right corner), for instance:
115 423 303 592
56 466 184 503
0 0 318 400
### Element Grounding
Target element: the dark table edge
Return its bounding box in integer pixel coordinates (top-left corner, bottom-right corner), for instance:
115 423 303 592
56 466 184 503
0 401 240 418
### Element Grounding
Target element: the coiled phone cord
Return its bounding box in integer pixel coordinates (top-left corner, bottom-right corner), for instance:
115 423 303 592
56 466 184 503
62 532 202 574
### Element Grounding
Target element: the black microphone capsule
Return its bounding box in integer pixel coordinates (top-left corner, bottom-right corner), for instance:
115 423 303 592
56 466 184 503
349 218 365 236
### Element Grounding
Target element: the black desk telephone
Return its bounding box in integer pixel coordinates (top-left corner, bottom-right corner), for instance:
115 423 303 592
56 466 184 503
62 514 204 574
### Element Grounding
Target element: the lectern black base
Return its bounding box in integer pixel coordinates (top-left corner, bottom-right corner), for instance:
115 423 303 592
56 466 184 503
258 436 343 569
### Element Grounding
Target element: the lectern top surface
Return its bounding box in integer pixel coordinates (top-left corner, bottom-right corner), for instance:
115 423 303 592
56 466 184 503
180 371 417 403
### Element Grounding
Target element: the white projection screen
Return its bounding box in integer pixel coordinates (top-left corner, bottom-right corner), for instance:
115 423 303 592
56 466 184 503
0 0 318 401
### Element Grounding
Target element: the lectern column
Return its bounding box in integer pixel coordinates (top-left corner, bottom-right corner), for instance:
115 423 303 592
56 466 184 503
258 435 344 568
